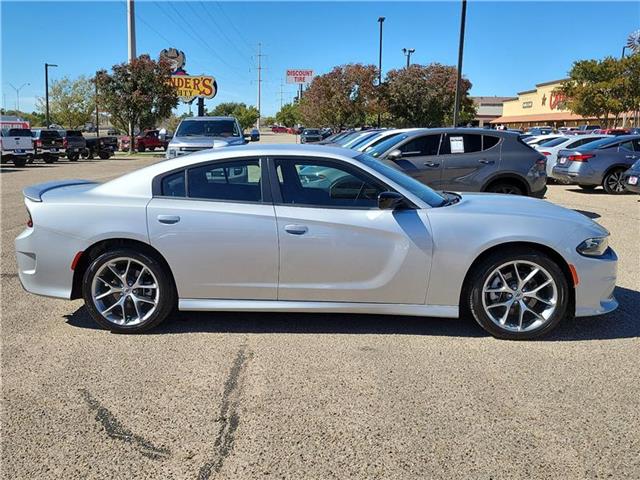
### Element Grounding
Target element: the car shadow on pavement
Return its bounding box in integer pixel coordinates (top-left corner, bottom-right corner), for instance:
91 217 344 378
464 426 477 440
573 209 601 219
64 286 639 341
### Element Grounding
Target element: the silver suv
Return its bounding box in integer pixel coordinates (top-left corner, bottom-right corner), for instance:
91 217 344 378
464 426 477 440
166 116 246 159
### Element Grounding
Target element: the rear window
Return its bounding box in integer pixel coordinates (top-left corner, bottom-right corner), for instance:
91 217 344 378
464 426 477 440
66 130 83 137
161 171 186 197
303 129 320 135
576 137 623 150
540 137 569 148
439 133 481 155
7 129 31 137
39 130 62 140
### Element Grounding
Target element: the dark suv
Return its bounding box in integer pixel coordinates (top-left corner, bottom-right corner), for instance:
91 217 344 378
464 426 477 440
31 129 64 163
59 130 87 161
366 128 547 197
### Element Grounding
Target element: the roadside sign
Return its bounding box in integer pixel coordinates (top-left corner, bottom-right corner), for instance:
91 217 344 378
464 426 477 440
169 75 217 103
286 69 314 84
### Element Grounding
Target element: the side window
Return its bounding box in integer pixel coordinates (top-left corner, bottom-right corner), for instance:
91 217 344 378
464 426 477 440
161 171 186 197
187 159 261 202
439 134 482 155
482 135 500 150
619 141 635 152
400 135 441 157
275 159 385 208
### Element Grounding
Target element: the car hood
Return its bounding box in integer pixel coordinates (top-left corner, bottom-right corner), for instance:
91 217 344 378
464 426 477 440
169 136 244 148
449 192 607 234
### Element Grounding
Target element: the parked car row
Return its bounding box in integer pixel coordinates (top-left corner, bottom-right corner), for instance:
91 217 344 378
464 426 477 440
1 127 116 167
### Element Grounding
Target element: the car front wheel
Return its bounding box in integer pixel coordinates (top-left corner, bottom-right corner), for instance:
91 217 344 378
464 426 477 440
466 248 569 340
486 182 524 196
82 249 176 333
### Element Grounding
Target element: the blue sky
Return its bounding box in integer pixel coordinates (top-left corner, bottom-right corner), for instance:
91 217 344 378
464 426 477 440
2 1 639 117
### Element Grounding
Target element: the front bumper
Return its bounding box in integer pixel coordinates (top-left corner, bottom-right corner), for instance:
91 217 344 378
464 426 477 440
573 247 618 317
622 172 640 194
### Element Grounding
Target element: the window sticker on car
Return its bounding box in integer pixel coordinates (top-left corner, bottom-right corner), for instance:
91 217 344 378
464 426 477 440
450 136 464 154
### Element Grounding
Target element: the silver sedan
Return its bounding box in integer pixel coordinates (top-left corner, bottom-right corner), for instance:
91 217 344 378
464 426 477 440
15 145 618 339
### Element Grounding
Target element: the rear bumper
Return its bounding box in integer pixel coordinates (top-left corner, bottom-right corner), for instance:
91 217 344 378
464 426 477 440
552 163 601 185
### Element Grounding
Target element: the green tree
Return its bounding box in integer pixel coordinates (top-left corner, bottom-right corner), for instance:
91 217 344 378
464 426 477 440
208 102 260 130
558 56 635 128
97 54 178 151
275 102 300 127
262 116 276 126
384 63 475 128
0 109 46 127
36 76 95 128
299 64 380 129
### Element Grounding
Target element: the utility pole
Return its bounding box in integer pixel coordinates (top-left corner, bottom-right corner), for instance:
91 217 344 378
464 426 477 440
278 78 285 109
94 74 100 137
127 0 136 150
377 17 385 128
44 63 58 127
256 42 264 129
402 48 415 68
9 83 29 112
127 0 137 61
452 0 467 127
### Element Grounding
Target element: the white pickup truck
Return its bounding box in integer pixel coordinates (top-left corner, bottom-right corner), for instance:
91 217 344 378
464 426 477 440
1 127 35 167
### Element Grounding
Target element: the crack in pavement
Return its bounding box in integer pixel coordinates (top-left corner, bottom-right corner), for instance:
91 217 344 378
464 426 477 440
198 344 252 480
79 388 171 460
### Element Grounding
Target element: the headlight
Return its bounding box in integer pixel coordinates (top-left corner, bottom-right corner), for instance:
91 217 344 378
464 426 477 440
576 237 609 257
167 149 177 158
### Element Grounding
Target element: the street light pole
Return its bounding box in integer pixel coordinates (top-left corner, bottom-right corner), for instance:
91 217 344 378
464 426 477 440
402 48 415 68
9 82 30 112
452 0 467 127
95 73 100 137
621 46 628 59
44 63 58 127
377 16 385 128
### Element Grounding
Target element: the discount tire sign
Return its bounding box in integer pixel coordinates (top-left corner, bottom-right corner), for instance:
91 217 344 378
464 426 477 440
286 69 314 84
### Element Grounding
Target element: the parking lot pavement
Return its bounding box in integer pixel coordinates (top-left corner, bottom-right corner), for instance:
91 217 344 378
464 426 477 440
1 152 639 479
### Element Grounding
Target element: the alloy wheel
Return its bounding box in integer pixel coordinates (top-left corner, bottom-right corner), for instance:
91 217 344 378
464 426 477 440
605 171 626 193
481 260 558 333
91 257 159 326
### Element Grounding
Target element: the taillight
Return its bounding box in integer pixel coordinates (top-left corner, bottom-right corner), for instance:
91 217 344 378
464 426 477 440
63 138 68 148
27 209 33 228
35 139 42 147
568 154 594 162
540 151 551 156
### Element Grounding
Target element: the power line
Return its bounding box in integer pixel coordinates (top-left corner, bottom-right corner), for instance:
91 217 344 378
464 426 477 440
197 1 253 67
214 2 254 54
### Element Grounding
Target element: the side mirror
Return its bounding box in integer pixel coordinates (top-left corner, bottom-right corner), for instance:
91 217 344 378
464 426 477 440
387 149 402 161
378 191 407 210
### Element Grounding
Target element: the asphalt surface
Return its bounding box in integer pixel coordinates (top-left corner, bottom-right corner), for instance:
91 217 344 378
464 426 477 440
1 133 639 479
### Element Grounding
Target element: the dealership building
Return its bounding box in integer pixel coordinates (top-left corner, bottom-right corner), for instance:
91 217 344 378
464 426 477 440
490 79 615 129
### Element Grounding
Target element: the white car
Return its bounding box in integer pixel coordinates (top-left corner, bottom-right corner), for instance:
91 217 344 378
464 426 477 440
354 128 421 152
535 134 611 177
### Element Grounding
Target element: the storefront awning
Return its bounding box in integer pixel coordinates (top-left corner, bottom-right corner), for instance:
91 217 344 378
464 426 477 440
490 112 588 124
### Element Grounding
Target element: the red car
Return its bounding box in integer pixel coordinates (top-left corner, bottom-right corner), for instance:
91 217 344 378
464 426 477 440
271 125 288 133
593 128 630 136
135 130 168 152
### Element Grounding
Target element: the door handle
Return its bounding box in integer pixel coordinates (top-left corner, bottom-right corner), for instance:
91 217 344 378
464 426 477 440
284 224 308 235
423 161 440 168
479 159 495 164
625 155 636 159
157 215 180 224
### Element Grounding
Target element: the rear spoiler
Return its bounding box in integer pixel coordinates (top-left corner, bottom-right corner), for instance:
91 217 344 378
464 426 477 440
23 179 97 202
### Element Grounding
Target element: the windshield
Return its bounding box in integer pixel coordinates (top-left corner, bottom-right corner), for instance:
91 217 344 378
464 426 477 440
176 119 240 137
334 131 361 145
66 130 83 137
7 128 31 137
366 133 409 157
344 131 378 148
357 153 446 207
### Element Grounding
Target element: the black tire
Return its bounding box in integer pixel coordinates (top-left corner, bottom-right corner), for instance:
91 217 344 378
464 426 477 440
602 168 627 194
485 182 524 196
13 157 27 168
86 150 94 160
98 151 110 160
578 185 597 191
82 248 176 333
138 144 145 152
68 153 79 162
43 155 57 164
464 247 569 340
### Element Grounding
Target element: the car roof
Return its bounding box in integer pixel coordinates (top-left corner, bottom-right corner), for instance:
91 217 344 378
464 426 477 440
181 116 238 121
400 127 518 139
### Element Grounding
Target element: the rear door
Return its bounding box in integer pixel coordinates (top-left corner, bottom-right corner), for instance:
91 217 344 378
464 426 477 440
438 133 500 191
388 134 444 188
270 156 432 304
147 157 279 300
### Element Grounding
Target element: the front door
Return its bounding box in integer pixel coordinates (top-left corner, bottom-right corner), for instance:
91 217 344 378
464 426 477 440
147 158 279 300
271 157 433 304
391 134 444 189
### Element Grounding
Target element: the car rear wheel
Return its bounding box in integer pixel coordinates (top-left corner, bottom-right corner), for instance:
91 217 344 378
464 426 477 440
68 153 79 161
486 182 524 196
138 145 145 152
13 157 27 168
602 169 627 194
466 248 569 340
83 249 176 333
43 155 57 164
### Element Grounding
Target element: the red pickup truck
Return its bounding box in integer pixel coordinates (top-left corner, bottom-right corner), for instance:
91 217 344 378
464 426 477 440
119 130 169 152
